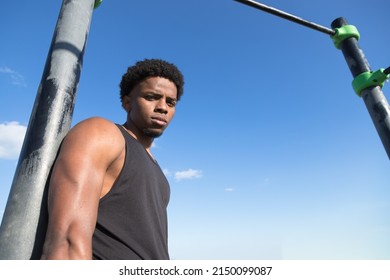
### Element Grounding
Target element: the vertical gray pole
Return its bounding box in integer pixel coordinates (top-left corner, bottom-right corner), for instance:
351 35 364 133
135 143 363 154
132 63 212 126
0 0 97 259
331 18 390 158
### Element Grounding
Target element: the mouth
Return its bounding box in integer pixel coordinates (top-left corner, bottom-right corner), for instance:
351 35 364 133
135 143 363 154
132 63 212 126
151 116 168 127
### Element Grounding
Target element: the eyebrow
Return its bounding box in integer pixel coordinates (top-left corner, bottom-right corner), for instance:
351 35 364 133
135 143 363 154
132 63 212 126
145 91 177 100
166 96 177 102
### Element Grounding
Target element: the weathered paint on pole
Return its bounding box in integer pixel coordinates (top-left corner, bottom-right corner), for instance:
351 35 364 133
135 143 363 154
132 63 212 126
331 18 390 158
0 0 97 259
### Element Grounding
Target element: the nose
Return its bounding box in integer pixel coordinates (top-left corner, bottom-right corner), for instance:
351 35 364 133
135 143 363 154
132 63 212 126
155 98 168 114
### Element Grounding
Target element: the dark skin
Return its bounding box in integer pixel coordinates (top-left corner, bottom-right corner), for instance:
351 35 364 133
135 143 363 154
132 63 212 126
41 77 177 259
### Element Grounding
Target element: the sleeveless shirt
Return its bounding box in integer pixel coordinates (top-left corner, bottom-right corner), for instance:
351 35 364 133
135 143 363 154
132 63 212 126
92 124 170 260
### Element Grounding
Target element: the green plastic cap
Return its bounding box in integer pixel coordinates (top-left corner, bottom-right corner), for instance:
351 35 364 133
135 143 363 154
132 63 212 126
331 25 360 49
352 69 389 97
94 0 102 9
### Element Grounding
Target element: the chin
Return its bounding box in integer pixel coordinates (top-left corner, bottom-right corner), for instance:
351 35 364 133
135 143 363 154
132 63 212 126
143 128 163 138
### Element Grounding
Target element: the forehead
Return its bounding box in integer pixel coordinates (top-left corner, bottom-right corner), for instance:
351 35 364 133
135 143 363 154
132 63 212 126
136 76 177 98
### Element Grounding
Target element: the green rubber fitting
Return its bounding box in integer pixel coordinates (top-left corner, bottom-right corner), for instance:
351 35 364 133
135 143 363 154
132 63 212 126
352 68 389 97
331 25 360 49
94 0 102 9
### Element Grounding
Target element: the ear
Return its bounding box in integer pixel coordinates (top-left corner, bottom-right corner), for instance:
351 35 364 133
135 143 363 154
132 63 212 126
122 95 132 113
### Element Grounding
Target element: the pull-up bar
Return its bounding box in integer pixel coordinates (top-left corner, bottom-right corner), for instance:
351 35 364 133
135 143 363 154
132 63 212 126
235 0 390 159
234 0 336 35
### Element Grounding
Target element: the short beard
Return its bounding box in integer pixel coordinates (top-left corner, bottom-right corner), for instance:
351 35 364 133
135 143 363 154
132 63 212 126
143 128 163 139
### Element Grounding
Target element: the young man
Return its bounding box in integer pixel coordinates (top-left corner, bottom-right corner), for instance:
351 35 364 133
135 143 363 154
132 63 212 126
41 59 184 260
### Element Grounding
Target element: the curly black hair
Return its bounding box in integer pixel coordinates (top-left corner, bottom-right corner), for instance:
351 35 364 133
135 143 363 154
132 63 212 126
120 58 184 102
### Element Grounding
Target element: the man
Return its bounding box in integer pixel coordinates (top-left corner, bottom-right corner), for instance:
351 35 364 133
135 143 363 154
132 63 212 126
41 59 184 260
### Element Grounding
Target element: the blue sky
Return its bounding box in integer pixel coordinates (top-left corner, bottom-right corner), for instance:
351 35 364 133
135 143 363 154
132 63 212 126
1 0 389 260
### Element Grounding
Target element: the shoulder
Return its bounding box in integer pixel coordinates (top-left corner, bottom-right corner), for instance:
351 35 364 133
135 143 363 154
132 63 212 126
61 117 125 160
71 116 118 131
67 117 122 140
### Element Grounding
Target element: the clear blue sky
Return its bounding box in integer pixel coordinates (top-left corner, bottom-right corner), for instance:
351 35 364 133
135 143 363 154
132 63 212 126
1 0 389 259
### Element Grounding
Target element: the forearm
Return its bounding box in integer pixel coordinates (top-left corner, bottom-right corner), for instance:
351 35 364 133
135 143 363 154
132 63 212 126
41 235 92 260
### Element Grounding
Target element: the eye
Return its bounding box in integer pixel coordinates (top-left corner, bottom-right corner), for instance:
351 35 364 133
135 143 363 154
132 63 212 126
167 98 177 107
144 94 156 101
144 93 162 102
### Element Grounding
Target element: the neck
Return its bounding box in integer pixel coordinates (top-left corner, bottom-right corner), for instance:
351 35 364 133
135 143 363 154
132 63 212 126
122 122 154 152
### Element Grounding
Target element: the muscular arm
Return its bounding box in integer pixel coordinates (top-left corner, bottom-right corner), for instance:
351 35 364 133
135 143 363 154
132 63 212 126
41 117 124 259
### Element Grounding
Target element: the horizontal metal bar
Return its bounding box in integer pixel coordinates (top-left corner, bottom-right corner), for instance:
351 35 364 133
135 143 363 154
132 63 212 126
234 0 336 36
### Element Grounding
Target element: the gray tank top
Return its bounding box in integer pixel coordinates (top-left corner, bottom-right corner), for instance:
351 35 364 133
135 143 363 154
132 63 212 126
92 124 170 259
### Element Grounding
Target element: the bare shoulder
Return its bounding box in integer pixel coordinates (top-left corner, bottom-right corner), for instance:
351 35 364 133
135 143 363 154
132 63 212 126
70 116 120 135
67 117 122 141
60 117 125 162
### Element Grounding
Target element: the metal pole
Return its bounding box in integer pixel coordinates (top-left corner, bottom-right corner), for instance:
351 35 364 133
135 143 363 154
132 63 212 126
234 0 336 36
234 0 390 158
331 18 390 159
0 0 97 259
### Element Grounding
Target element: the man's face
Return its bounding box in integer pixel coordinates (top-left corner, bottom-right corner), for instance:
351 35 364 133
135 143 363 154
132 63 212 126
122 76 177 139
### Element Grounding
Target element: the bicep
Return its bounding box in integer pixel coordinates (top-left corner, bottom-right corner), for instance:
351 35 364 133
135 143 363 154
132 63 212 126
48 147 103 236
43 119 120 259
